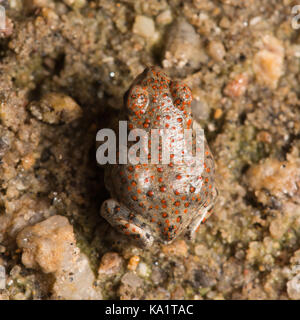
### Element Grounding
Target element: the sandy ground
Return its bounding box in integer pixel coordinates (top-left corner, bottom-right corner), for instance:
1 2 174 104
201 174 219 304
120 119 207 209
0 0 299 300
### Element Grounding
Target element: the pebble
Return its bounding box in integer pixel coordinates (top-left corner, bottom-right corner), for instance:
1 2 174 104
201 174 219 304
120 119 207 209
253 35 284 89
156 9 172 25
171 285 185 300
16 216 102 300
16 215 75 273
287 274 300 300
21 154 36 170
121 272 143 289
63 0 86 9
214 108 223 119
0 17 14 38
28 93 83 125
147 287 170 300
24 0 49 10
127 255 140 271
247 159 300 202
191 88 210 121
162 239 188 257
98 252 123 277
194 244 208 256
292 44 300 58
10 265 21 278
256 131 272 144
41 8 59 24
224 74 248 98
249 16 262 26
162 19 207 73
207 40 226 62
136 262 150 278
219 16 231 29
151 266 166 285
133 15 156 39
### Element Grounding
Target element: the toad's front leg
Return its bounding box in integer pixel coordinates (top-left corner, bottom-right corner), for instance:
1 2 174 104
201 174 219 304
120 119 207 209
100 199 154 248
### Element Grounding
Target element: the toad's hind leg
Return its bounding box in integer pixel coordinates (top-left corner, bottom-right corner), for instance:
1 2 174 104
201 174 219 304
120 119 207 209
184 207 213 241
185 187 218 240
100 199 154 248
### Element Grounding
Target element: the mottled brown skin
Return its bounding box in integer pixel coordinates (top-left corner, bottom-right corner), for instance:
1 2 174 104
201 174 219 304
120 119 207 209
101 66 217 247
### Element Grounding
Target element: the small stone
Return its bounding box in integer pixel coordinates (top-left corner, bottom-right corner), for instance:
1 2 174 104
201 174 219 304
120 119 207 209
162 239 188 257
10 265 21 278
224 74 248 98
0 138 8 158
133 15 156 39
119 272 144 299
246 158 300 208
162 19 207 74
41 8 59 24
121 272 143 289
28 93 83 125
207 41 226 62
249 16 262 26
147 287 171 300
98 252 123 277
253 35 284 89
214 108 223 119
193 294 204 300
287 274 300 300
156 10 172 25
0 293 9 300
151 266 166 285
194 244 208 256
24 0 49 11
136 262 150 278
13 293 26 300
171 285 185 300
291 44 300 58
0 17 14 38
256 131 272 144
17 216 102 300
219 17 231 29
16 215 74 273
21 154 36 170
127 255 140 271
63 0 86 9
191 88 210 121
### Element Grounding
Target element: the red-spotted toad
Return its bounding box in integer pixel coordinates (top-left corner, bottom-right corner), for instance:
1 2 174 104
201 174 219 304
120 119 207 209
101 66 217 247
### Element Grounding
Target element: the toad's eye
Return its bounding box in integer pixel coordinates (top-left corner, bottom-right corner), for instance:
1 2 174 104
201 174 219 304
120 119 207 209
170 81 193 107
126 85 149 115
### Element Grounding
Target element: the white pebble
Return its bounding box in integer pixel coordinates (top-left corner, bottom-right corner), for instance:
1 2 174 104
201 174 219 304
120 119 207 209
133 15 156 39
156 10 172 25
137 262 150 278
250 16 261 26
